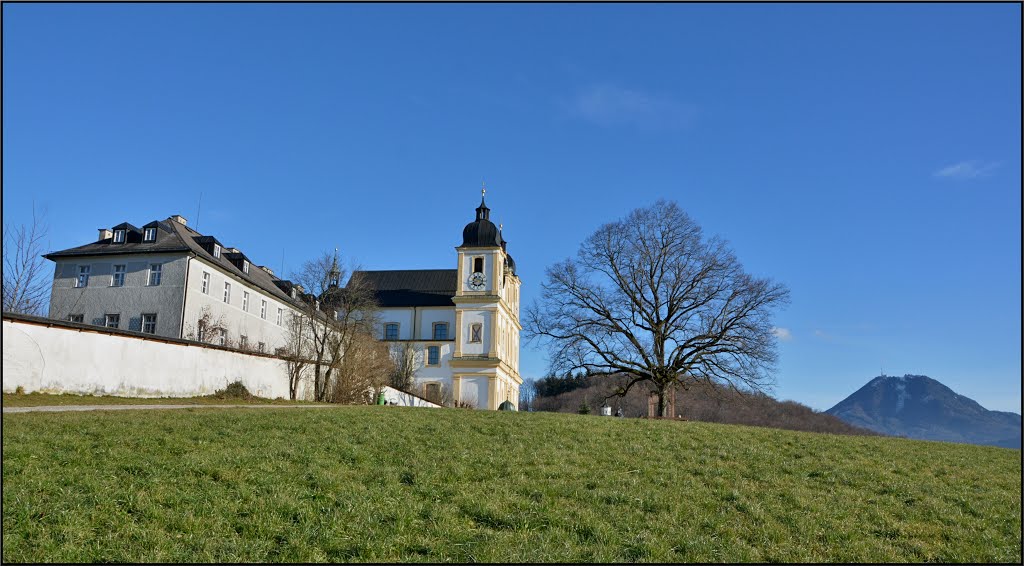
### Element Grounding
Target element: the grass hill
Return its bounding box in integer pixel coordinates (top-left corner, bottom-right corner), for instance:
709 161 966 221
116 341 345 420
3 406 1020 562
530 373 875 437
827 374 1023 449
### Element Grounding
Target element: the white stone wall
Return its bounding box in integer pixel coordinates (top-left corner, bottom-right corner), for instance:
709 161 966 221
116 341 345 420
379 385 440 408
2 317 312 399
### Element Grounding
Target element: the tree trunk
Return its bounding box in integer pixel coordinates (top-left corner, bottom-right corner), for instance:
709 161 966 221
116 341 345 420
657 386 668 418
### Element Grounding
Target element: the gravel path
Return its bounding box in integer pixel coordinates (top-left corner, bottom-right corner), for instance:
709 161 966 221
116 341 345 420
3 404 335 414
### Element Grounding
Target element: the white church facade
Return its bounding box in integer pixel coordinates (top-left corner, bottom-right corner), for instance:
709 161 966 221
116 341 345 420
351 193 522 410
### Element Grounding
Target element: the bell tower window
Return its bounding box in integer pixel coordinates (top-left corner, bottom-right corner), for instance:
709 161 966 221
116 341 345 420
473 257 484 273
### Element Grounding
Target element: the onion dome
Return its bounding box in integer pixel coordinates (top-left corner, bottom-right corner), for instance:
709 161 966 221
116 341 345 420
461 192 503 248
498 400 517 411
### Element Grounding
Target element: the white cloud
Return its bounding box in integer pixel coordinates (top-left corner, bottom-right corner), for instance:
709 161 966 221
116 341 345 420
771 327 793 341
569 84 696 130
933 160 1001 179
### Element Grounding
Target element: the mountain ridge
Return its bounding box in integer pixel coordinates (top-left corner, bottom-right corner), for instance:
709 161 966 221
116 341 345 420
826 374 1021 449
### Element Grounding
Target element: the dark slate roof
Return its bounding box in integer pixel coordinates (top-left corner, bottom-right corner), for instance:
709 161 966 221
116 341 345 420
45 219 190 257
350 269 457 307
44 216 304 308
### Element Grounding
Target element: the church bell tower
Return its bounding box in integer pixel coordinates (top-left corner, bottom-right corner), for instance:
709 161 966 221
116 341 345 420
450 187 522 409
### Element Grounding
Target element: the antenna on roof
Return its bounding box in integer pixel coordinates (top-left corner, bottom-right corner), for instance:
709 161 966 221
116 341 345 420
195 192 203 231
280 248 285 277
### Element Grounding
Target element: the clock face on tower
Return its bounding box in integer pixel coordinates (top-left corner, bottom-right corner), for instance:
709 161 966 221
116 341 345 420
469 272 486 290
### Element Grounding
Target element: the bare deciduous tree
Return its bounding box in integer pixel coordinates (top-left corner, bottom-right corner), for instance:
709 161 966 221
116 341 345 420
388 342 418 391
525 200 790 417
290 251 380 403
3 204 51 315
279 311 313 400
330 331 394 404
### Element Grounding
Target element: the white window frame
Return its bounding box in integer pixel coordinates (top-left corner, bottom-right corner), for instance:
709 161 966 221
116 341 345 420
148 263 162 286
111 264 126 287
197 320 207 342
260 299 267 319
201 272 210 294
276 307 283 326
223 282 231 304
141 313 157 334
143 227 157 242
213 244 221 258
76 265 91 288
104 313 120 328
67 314 84 323
242 291 250 312
243 260 250 274
113 229 125 244
258 342 265 353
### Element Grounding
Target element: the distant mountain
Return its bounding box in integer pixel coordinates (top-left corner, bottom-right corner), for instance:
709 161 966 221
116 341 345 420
826 375 1021 449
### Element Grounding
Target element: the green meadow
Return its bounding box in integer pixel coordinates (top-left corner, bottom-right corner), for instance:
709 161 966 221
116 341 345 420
2 406 1020 562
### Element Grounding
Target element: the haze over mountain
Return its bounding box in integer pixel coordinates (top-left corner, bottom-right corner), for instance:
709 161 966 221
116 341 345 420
826 375 1021 449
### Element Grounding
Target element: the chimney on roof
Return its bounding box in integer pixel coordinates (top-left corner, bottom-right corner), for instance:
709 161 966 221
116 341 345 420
259 265 275 276
169 215 188 226
98 228 113 241
226 247 241 254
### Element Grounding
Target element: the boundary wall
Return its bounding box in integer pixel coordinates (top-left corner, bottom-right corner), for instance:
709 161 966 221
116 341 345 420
2 313 439 407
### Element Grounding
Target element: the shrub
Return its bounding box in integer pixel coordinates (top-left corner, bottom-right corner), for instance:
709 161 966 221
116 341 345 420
211 381 255 400
15 386 25 395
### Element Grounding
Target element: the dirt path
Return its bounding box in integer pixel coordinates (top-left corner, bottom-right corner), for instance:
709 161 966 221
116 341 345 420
3 404 336 414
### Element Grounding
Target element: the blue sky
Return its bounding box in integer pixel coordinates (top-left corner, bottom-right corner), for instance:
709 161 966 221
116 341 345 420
3 4 1020 412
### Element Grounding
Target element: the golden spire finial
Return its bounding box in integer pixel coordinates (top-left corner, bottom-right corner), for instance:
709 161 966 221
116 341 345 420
481 181 486 198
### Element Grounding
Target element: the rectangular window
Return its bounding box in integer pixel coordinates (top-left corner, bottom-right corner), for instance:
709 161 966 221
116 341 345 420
242 291 250 312
276 307 283 326
67 314 84 323
258 342 265 353
111 264 126 287
424 383 441 403
141 313 157 334
143 227 157 242
384 323 399 341
427 345 440 366
473 257 484 273
470 323 482 343
240 335 248 349
433 322 449 340
213 244 221 258
243 260 250 274
113 229 125 243
197 320 206 342
104 314 120 328
223 282 231 303
148 264 162 286
201 272 210 294
261 299 267 319
76 265 91 288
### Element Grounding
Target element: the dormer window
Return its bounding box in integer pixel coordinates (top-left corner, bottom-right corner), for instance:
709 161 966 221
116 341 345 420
112 230 125 244
143 227 157 242
243 260 250 274
213 244 221 258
